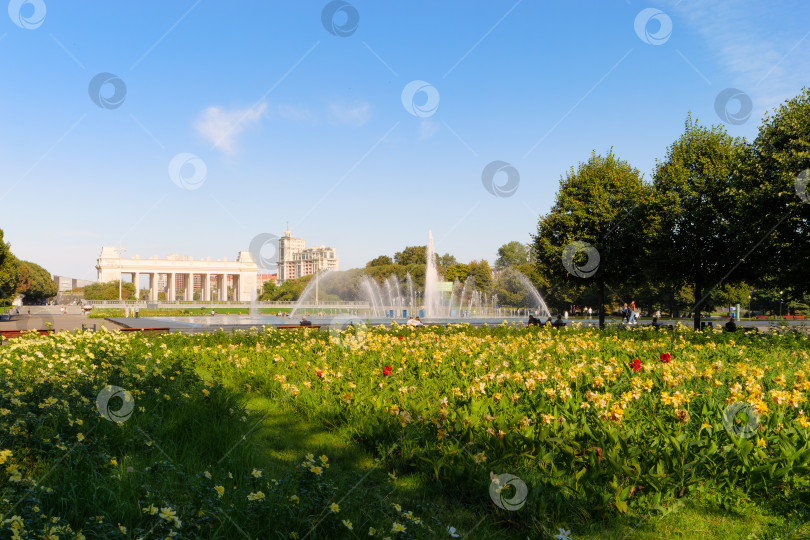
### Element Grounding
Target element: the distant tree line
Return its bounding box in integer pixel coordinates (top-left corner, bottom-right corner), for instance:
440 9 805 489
533 87 810 329
258 242 548 309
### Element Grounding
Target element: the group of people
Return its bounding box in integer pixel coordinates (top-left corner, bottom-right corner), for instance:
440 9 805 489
123 306 140 318
527 314 566 328
622 302 643 324
406 316 423 326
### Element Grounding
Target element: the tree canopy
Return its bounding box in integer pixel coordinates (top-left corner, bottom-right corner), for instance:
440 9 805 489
366 255 393 267
16 260 58 301
495 241 530 267
534 149 649 326
393 246 426 266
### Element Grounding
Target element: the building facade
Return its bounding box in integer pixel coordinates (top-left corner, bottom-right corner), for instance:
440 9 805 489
277 227 339 283
53 276 95 293
96 247 258 302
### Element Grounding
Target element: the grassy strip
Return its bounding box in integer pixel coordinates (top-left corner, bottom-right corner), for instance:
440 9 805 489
87 307 292 318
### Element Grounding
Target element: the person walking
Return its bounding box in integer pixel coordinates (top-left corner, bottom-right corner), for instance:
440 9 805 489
628 301 637 324
621 303 629 323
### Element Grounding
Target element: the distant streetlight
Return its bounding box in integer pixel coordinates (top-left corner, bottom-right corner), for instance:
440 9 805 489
118 247 127 302
780 290 784 318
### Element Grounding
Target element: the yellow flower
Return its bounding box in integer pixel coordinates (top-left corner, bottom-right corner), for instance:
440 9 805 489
320 455 328 463
204 471 212 479
214 485 225 498
342 520 353 530
118 524 127 534
391 522 406 534
110 458 118 466
159 507 176 521
310 466 323 475
330 502 340 513
251 468 262 478
368 527 377 536
202 389 210 397
247 491 265 501
757 438 767 448
289 495 299 504
0 449 12 465
77 433 85 442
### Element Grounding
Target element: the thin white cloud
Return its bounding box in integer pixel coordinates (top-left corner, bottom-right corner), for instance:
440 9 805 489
195 103 267 154
666 0 810 114
278 104 318 123
329 101 371 126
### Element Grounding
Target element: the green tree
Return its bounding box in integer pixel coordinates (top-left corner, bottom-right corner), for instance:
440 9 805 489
444 263 470 284
16 261 58 301
710 282 751 312
533 150 649 327
650 116 748 329
393 246 427 266
740 87 810 296
495 241 530 267
436 253 457 274
467 260 492 292
0 230 20 306
366 255 393 267
84 281 136 300
261 280 278 300
492 267 535 307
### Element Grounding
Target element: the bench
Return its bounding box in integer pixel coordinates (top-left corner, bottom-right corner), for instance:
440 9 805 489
276 325 321 330
1 329 55 341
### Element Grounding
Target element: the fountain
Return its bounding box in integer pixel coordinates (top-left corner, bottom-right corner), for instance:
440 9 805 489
150 230 552 330
424 230 441 318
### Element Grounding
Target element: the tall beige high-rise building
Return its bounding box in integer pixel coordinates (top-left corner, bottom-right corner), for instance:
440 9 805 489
278 225 339 283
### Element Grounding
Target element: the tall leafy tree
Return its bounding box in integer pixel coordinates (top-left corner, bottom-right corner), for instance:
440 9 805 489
444 263 470 283
534 150 649 327
467 260 493 292
739 87 810 296
366 255 393 267
393 246 427 266
16 260 58 301
0 230 20 306
495 241 530 267
650 116 748 329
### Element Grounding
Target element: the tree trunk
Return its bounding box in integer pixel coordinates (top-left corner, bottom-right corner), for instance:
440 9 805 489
693 282 701 330
599 282 606 329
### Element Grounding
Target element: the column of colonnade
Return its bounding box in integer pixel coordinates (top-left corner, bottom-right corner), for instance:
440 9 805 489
133 272 249 302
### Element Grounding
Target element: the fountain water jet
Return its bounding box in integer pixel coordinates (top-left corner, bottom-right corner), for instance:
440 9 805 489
424 231 441 317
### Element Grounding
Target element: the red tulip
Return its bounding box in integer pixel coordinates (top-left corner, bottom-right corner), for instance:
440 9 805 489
660 352 671 363
382 365 392 377
629 359 642 372
316 370 323 378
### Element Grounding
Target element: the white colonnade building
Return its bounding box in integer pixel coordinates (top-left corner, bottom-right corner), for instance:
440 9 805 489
96 247 258 302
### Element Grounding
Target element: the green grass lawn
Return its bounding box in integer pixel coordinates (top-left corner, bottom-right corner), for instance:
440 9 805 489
4 327 810 539
234 393 810 539
88 307 293 318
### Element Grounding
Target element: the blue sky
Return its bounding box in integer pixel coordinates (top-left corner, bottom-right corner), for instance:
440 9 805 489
1 0 808 280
